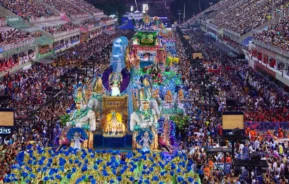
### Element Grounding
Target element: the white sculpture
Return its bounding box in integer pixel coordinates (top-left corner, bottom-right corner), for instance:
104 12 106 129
67 98 97 131
150 98 160 119
87 95 101 112
73 132 84 149
130 88 158 131
140 131 152 152
130 87 159 150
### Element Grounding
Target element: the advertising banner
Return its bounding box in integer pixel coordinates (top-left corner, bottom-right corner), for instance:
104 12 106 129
0 109 14 135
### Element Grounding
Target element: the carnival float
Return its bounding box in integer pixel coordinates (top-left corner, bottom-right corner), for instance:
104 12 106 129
61 14 186 152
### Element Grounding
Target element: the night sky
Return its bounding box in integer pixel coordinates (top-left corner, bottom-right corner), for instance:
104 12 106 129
88 0 220 22
170 0 220 20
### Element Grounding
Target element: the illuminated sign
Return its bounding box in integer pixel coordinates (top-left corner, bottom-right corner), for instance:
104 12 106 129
0 127 12 135
142 4 149 13
0 109 14 135
222 112 244 130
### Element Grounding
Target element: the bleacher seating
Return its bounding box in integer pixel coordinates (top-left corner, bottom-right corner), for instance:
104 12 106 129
43 22 79 35
43 0 87 17
81 18 100 28
184 0 289 35
71 0 102 14
0 29 33 47
0 0 58 21
253 16 289 51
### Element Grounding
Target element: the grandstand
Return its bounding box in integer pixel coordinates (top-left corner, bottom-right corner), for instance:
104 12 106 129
2 1 289 183
183 0 289 86
0 0 117 77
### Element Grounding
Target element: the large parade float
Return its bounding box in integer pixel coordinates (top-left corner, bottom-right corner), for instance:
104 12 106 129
61 14 185 152
4 15 203 184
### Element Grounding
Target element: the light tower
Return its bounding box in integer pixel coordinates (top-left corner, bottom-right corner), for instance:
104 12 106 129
177 9 182 24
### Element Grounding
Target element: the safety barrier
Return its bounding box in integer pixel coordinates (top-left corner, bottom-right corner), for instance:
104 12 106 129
0 38 35 52
253 39 289 58
244 122 289 131
70 14 88 19
29 16 61 23
51 28 80 38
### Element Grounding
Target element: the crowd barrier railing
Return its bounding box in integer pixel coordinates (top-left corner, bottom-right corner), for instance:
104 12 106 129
224 28 241 37
0 38 36 52
29 16 61 23
51 29 80 38
93 12 104 16
244 122 289 131
70 14 88 19
214 163 231 174
253 39 289 58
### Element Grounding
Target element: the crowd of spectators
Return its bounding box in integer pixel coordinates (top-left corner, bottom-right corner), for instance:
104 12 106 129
221 36 243 51
71 0 102 14
0 29 33 46
253 16 289 51
43 22 79 35
43 0 87 17
1 23 289 183
81 18 100 28
175 27 289 183
0 51 35 68
187 29 289 124
0 30 134 181
30 30 43 38
211 0 285 35
182 0 230 27
184 0 289 36
0 0 58 21
89 29 102 39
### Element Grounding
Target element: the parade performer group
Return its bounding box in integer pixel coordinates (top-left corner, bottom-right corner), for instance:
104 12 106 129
5 147 201 184
3 14 195 183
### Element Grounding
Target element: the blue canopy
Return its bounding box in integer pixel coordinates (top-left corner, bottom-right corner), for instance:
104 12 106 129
241 36 252 47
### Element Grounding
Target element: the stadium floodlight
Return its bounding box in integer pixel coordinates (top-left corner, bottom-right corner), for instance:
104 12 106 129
131 6 134 12
142 4 148 13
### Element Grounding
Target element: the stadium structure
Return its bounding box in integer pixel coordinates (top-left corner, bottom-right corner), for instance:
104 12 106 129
183 0 289 87
0 0 117 77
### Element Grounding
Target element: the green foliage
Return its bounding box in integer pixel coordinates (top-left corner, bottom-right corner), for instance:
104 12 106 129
169 115 190 130
60 114 70 126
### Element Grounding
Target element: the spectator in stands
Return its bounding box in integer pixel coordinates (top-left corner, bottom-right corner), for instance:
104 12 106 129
43 22 79 35
253 16 289 51
43 0 87 17
0 0 58 21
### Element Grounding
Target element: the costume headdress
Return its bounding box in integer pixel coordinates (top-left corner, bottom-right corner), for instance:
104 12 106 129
74 87 84 103
139 87 151 101
93 77 103 94
143 78 150 87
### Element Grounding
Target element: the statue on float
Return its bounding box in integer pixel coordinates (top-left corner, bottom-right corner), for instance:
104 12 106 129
67 86 97 131
66 77 103 149
87 76 103 112
130 87 159 151
102 36 131 96
102 66 131 96
103 111 126 137
141 14 153 30
126 48 141 69
141 77 160 119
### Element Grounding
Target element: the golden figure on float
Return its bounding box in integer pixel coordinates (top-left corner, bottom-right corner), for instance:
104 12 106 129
103 112 126 137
